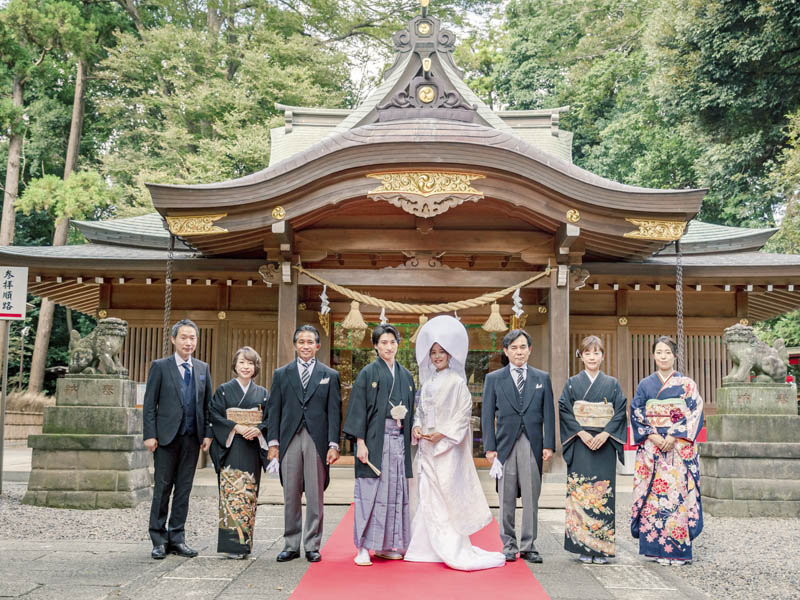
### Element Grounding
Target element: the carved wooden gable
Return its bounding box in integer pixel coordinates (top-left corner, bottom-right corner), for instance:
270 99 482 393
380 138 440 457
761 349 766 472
376 7 477 123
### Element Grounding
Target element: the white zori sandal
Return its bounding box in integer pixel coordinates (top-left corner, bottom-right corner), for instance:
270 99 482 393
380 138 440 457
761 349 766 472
354 546 372 566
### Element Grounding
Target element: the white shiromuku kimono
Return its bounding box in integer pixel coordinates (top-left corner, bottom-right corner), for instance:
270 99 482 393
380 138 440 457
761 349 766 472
404 316 505 571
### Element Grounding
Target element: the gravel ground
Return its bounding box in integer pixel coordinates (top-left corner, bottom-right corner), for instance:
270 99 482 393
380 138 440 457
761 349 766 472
2 482 799 600
612 494 800 600
0 483 218 543
673 514 800 600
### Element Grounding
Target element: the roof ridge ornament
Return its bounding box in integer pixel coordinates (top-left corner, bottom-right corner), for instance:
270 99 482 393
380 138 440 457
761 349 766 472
378 2 477 122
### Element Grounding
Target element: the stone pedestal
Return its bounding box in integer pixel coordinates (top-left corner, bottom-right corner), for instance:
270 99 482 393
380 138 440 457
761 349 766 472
700 383 800 517
23 377 152 509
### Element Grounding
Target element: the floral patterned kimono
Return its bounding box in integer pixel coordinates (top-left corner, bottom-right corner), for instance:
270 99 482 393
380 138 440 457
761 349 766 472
559 371 627 558
209 379 269 556
630 371 704 561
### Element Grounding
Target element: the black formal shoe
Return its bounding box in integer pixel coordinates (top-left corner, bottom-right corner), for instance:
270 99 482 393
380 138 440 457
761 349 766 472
168 543 198 558
521 550 543 563
504 552 517 562
305 551 322 562
277 550 300 562
151 544 167 560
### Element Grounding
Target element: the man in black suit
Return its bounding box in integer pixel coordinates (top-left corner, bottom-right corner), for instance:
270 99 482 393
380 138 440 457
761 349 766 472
481 329 555 564
143 319 213 559
267 325 342 563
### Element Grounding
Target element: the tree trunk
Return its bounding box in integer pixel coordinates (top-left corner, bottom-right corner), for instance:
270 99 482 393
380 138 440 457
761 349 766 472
63 60 87 177
27 61 87 393
0 76 24 246
116 0 144 33
0 77 24 379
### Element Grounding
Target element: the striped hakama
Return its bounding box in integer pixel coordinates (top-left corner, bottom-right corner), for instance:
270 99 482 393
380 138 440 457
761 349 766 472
353 419 411 552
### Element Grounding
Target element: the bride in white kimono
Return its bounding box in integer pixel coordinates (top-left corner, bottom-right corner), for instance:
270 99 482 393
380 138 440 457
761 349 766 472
404 315 506 571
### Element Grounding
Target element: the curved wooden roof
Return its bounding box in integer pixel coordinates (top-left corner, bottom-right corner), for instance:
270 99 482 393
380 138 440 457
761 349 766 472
147 120 705 259
148 119 704 214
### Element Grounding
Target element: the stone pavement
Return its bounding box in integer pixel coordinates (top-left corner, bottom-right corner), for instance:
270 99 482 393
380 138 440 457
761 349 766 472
2 443 710 599
0 502 710 600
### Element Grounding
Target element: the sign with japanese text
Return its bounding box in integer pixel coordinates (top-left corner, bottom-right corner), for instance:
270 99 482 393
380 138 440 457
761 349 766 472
0 266 28 320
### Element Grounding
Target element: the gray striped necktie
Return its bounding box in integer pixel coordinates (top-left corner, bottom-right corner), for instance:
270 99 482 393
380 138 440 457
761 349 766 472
300 361 312 389
514 367 524 394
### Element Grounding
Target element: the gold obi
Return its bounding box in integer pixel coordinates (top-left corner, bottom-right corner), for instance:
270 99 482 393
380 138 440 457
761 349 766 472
573 400 613 428
226 407 262 426
644 398 687 428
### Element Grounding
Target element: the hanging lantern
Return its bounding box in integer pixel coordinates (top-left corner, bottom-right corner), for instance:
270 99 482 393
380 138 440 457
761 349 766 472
409 314 429 344
342 300 368 342
481 302 508 332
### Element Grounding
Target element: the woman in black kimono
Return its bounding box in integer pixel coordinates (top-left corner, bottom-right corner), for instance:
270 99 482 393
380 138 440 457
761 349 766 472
209 346 269 559
558 336 627 564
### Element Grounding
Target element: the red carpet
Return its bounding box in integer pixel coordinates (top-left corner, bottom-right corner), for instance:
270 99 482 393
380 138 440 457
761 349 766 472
290 505 551 600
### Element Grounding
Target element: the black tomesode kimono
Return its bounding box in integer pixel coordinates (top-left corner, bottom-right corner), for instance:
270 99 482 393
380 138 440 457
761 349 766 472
558 371 627 557
209 379 269 555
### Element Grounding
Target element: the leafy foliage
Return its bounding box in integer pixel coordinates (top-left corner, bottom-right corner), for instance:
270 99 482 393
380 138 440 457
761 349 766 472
18 171 119 220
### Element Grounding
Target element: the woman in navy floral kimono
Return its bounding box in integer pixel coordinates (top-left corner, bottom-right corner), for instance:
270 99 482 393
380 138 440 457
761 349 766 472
630 336 703 565
559 335 627 565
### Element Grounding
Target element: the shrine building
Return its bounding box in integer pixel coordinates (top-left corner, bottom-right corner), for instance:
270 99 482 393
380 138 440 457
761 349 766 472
4 7 800 464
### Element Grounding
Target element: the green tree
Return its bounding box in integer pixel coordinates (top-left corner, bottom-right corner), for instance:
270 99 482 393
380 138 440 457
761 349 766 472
96 25 351 208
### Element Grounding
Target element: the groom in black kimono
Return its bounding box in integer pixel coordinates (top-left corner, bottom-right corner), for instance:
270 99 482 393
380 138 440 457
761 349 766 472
481 329 555 563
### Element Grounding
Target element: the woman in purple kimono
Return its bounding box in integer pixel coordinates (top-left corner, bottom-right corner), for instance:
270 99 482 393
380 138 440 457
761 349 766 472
630 336 704 565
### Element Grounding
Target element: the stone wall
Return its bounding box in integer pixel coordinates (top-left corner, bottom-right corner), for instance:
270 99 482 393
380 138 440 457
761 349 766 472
3 411 43 441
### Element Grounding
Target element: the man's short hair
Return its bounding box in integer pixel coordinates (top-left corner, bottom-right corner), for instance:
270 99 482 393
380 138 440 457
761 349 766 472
372 324 401 346
502 329 531 349
293 324 320 344
171 319 199 338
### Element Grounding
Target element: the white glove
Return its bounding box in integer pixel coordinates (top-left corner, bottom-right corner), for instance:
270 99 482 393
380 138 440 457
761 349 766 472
489 459 503 480
266 457 280 475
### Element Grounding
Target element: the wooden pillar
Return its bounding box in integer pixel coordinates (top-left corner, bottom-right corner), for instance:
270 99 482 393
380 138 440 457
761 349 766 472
735 290 748 320
615 290 633 401
616 320 633 402
214 285 231 384
547 265 570 473
526 324 547 370
277 264 298 366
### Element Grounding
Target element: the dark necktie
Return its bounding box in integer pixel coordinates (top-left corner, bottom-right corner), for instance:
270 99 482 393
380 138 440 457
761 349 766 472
300 361 312 389
514 367 524 395
182 362 191 386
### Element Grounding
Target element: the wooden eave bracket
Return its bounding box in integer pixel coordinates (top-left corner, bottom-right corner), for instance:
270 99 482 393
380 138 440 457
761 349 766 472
270 221 294 261
555 223 580 264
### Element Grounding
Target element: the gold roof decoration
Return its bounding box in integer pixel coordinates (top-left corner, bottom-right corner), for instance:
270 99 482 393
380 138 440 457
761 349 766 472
165 214 228 236
367 171 485 218
623 218 687 241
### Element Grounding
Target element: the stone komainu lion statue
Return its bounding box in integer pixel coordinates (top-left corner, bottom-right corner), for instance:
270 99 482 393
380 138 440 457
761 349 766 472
723 323 788 384
68 317 129 376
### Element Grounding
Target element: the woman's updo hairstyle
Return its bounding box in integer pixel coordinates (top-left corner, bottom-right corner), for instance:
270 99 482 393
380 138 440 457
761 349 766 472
652 335 678 355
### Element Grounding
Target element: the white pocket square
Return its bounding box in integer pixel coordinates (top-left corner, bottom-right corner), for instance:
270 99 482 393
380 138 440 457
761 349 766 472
320 377 330 384
536 383 543 389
